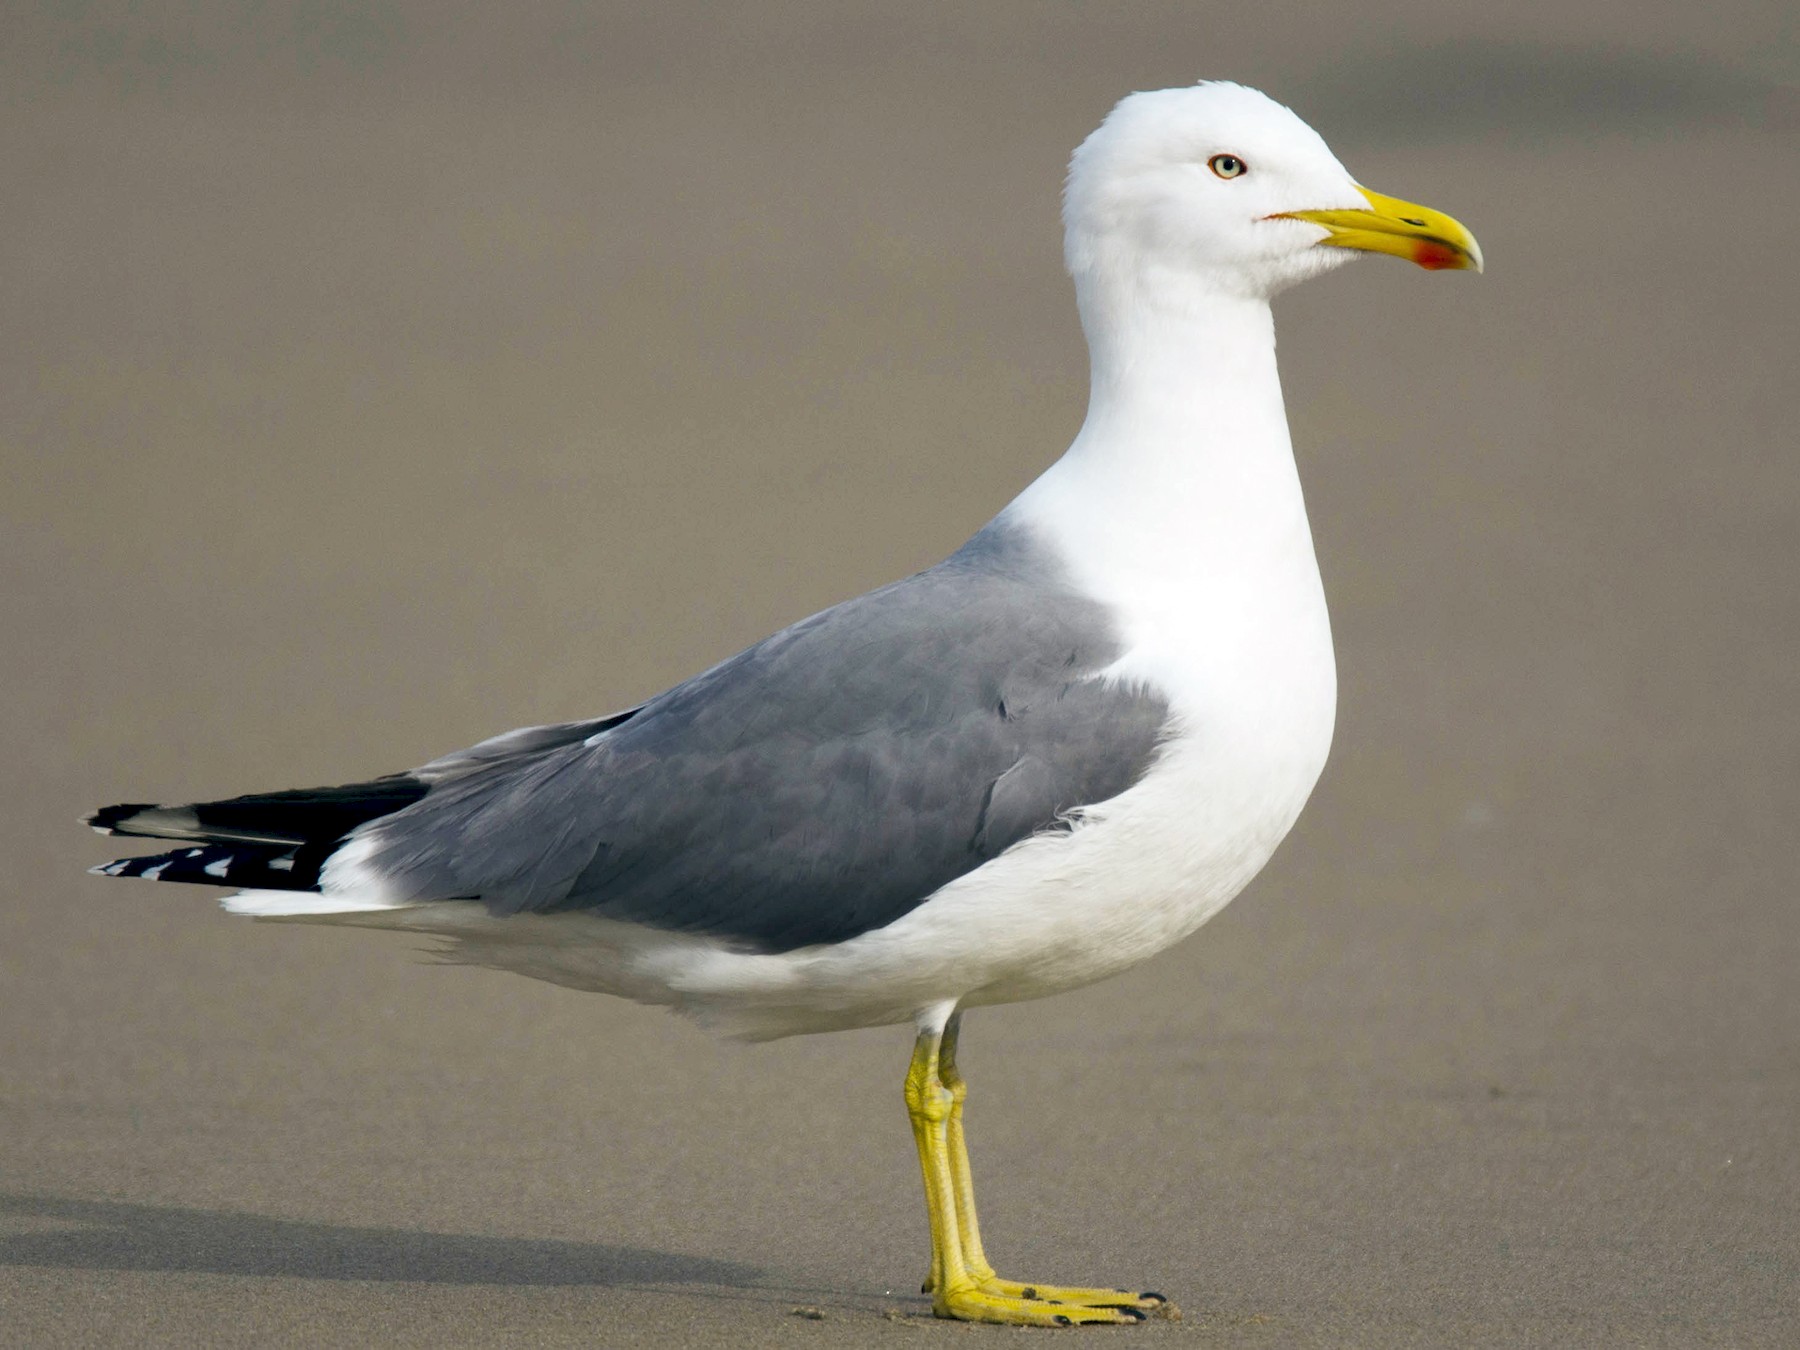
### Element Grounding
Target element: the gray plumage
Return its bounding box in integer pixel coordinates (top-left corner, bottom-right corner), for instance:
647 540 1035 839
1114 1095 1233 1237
332 520 1172 951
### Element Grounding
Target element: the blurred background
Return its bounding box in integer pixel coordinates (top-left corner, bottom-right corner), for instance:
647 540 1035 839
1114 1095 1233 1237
3 3 1794 1344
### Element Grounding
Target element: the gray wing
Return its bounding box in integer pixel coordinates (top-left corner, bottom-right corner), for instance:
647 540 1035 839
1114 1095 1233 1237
354 523 1172 952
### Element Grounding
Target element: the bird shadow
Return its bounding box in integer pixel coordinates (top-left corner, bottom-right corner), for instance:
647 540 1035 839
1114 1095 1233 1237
0 1193 762 1289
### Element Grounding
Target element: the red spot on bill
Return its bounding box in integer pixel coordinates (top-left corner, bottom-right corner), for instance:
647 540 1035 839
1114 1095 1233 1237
1412 240 1465 271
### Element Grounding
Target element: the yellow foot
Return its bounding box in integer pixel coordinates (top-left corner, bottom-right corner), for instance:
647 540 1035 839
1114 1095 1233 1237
923 1271 1167 1313
978 1277 1168 1312
934 1281 1152 1326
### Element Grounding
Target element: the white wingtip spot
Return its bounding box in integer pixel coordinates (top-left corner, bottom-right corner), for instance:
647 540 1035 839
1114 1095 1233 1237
140 862 170 881
203 856 232 878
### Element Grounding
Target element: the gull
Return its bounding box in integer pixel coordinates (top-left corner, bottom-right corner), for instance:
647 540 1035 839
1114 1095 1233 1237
86 81 1480 1326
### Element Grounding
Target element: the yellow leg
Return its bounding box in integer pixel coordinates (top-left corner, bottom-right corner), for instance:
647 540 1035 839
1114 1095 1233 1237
937 1013 998 1284
906 1015 1168 1325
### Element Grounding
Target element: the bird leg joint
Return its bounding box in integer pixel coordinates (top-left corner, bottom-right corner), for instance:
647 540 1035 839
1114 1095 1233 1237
904 1032 955 1124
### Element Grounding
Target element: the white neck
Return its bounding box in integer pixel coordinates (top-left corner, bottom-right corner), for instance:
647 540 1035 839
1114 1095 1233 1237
1006 274 1323 631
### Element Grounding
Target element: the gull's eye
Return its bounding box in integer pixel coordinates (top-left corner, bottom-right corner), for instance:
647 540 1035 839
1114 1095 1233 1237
1208 154 1247 180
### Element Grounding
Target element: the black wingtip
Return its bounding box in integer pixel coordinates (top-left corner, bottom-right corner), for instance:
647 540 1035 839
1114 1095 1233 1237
83 777 430 847
87 842 320 890
84 802 160 835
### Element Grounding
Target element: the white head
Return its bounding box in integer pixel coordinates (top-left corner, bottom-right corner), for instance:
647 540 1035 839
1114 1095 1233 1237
1064 82 1480 306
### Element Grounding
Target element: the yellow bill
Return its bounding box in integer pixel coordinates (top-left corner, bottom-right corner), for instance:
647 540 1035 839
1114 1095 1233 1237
1275 187 1483 272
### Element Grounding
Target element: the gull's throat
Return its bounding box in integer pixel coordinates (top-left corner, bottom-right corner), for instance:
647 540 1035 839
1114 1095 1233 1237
1012 290 1302 568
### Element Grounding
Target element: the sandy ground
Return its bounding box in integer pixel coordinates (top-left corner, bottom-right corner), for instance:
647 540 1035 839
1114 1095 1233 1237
3 4 1795 1345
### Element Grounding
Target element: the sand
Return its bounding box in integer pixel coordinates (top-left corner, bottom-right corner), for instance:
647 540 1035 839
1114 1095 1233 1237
3 4 1794 1345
